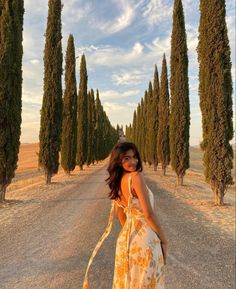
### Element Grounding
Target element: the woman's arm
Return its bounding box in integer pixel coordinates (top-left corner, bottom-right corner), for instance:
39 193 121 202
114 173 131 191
130 171 168 244
115 203 126 227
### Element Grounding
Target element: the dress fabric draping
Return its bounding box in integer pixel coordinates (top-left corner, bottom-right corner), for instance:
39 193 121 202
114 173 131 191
82 175 165 289
112 175 165 289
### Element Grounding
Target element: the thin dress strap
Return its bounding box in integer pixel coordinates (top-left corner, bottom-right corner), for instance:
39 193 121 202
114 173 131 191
82 200 115 289
127 174 133 206
124 174 132 288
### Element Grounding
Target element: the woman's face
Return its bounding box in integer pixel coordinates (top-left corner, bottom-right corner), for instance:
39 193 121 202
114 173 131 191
121 149 138 172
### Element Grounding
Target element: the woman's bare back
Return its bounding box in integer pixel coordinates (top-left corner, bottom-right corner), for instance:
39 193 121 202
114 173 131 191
118 173 138 207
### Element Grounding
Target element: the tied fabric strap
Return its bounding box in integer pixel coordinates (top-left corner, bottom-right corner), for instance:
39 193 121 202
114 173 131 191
124 175 132 288
82 200 115 289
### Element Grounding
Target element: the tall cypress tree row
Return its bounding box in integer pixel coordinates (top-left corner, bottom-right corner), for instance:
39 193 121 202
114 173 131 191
152 65 160 171
125 124 132 141
61 34 77 175
95 90 103 162
197 0 233 205
39 0 63 184
169 0 190 185
132 110 137 144
140 97 146 161
136 103 142 151
86 91 93 166
146 81 153 165
158 54 170 176
76 54 88 170
89 89 96 164
0 0 24 201
143 90 148 163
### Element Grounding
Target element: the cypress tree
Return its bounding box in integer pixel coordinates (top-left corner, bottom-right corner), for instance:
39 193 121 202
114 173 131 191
158 54 170 176
170 0 190 185
116 124 120 138
95 90 103 162
76 54 88 170
197 0 233 205
132 110 137 145
61 34 77 175
153 65 160 171
86 91 92 166
143 90 148 163
146 81 153 165
90 89 96 164
136 103 142 151
140 98 146 161
125 125 128 140
39 0 63 184
0 0 24 201
125 123 132 142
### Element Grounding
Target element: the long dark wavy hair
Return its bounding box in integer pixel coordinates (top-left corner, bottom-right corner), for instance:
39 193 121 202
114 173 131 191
106 142 143 200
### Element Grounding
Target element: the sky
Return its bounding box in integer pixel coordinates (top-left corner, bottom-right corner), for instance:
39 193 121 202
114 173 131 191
21 0 235 146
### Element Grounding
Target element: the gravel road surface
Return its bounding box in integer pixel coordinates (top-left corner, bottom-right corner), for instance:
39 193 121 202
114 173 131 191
0 164 235 289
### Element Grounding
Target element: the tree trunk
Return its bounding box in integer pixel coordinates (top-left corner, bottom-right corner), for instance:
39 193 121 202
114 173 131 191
0 183 7 202
162 167 166 176
161 163 166 176
45 171 52 185
153 159 158 171
177 175 183 186
80 165 83 171
214 187 224 206
65 170 71 177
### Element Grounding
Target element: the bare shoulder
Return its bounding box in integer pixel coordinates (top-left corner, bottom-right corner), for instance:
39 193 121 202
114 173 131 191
130 171 144 183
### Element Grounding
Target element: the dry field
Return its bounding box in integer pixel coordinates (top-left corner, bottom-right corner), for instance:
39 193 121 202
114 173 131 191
0 143 235 289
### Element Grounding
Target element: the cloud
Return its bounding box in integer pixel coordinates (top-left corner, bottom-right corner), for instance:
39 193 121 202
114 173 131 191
103 101 137 128
30 59 40 65
100 89 140 101
62 1 92 24
79 41 145 67
112 69 147 85
141 0 172 25
145 34 171 54
94 0 135 35
24 0 47 16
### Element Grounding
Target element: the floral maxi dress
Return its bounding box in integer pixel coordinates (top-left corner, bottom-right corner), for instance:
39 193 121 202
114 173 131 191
82 175 165 289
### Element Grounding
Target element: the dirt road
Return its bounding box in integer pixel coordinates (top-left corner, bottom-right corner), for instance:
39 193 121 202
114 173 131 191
0 163 235 289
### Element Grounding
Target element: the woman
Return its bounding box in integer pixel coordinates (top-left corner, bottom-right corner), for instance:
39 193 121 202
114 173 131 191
83 142 167 289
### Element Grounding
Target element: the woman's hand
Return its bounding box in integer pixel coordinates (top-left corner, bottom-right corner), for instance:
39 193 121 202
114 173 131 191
161 241 168 265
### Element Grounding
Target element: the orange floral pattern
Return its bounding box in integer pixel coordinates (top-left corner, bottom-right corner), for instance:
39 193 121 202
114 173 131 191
82 176 165 289
113 181 165 289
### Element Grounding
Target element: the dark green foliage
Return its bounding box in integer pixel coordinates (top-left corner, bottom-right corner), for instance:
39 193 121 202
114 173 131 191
61 34 77 174
157 54 170 175
170 0 190 185
197 0 233 205
143 90 148 163
94 90 117 161
152 65 160 170
39 0 63 184
88 89 96 165
125 123 132 141
116 124 120 136
95 90 103 162
139 98 146 161
132 110 137 144
136 103 142 151
146 81 154 165
76 54 88 170
0 0 24 200
86 91 93 166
